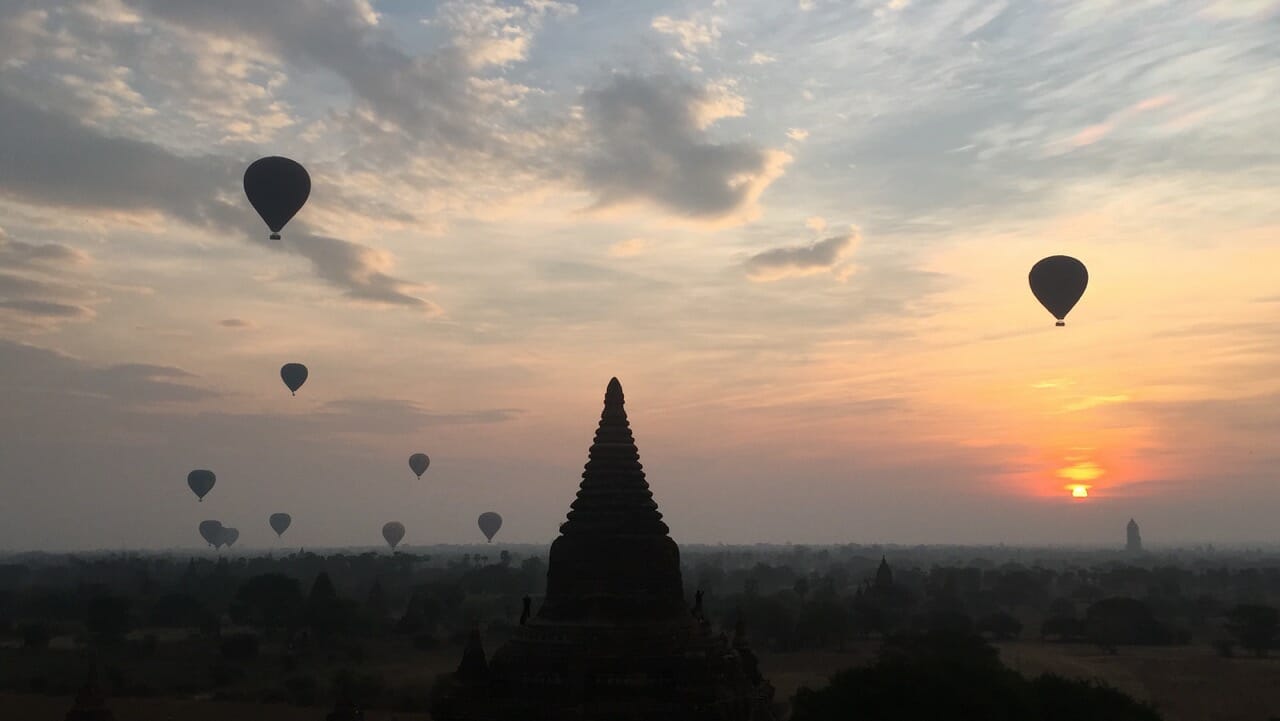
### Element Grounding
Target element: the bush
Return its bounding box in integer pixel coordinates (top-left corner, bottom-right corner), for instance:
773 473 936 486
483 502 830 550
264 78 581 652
20 622 51 650
220 633 260 661
284 674 319 705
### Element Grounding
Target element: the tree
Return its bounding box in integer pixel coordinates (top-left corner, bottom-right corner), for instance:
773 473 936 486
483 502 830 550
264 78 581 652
1225 604 1278 657
307 572 349 637
233 573 304 633
978 611 1023 641
790 630 1162 721
85 595 132 641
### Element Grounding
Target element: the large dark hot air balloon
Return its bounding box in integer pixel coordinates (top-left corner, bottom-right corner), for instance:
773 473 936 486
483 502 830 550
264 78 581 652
243 156 310 240
409 453 430 479
199 520 223 547
269 513 292 538
382 521 405 550
280 363 308 396
1029 255 1088 326
478 512 503 543
188 470 215 502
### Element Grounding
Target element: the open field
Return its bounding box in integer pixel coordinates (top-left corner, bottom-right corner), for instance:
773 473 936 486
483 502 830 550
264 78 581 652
996 641 1280 721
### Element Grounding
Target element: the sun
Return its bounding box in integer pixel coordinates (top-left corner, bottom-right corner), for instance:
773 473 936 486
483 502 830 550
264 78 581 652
1069 485 1090 499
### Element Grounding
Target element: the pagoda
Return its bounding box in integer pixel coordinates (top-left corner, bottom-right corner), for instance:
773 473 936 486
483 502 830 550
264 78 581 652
431 378 776 721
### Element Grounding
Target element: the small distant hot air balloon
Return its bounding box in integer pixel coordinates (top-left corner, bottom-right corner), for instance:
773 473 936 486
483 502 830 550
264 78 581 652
199 520 223 547
269 513 292 538
243 156 310 240
188 470 216 502
221 527 240 548
382 521 405 550
409 453 430 479
1029 255 1088 327
280 363 308 396
478 512 503 543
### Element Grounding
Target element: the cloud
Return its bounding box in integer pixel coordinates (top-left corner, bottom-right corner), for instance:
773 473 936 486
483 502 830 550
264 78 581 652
0 234 90 268
120 0 478 143
578 74 790 224
0 85 435 310
745 228 859 282
749 52 777 65
218 318 253 329
0 339 216 406
436 0 578 69
0 229 98 329
787 128 810 141
319 398 521 433
609 238 647 258
1063 394 1131 412
651 14 720 53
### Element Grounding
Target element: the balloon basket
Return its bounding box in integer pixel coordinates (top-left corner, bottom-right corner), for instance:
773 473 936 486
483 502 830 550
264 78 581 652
1055 320 1065 327
270 233 281 240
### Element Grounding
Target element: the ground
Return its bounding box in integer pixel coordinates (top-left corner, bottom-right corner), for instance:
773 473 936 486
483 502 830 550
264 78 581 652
5 640 1280 720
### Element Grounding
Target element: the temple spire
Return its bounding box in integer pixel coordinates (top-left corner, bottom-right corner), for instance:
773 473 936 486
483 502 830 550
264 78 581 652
560 377 669 537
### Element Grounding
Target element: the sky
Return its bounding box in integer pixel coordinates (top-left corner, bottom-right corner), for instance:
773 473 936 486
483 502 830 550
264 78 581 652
1 0 1278 551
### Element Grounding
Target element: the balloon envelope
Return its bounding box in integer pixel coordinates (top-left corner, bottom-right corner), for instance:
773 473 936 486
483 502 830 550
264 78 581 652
1029 255 1088 326
409 453 430 478
243 156 310 239
269 513 292 538
382 521 405 550
478 512 503 542
199 520 223 547
221 527 240 547
280 363 308 395
188 470 215 501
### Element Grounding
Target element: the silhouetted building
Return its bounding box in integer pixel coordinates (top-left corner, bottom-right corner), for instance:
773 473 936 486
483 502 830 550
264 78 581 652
64 662 114 721
1126 518 1142 553
431 378 776 721
875 556 894 590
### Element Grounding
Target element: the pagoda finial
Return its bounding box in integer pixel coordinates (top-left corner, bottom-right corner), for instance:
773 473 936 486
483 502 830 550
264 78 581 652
558 378 668 537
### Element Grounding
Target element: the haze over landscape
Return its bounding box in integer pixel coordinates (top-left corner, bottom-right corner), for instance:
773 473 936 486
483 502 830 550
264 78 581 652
2 0 1279 551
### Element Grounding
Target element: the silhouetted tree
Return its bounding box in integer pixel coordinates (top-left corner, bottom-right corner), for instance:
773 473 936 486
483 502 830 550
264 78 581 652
232 574 304 634
1225 604 1278 657
791 630 1162 721
978 611 1023 640
85 596 131 642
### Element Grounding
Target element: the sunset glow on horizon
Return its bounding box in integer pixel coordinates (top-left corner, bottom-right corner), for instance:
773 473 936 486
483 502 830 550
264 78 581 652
1 0 1278 549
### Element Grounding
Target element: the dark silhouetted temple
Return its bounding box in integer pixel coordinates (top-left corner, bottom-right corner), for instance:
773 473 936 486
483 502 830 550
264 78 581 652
1126 518 1142 553
431 378 776 721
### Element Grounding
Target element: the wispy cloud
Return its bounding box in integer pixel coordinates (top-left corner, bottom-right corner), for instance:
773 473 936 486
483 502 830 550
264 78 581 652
745 228 859 282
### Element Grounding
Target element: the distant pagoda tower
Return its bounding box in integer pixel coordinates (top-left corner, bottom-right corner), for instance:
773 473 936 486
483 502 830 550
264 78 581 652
64 660 115 721
874 556 893 590
1126 518 1142 553
430 378 776 721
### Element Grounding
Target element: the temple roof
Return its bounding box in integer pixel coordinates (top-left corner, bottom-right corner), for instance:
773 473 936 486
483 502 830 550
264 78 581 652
560 378 669 537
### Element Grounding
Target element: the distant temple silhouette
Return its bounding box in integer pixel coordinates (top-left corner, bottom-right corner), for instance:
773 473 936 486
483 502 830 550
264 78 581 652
874 556 893 590
64 659 114 721
1126 518 1142 553
430 378 776 721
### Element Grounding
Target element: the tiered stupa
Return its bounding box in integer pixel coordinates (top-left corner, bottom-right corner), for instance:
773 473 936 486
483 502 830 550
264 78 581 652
431 378 776 721
64 662 115 721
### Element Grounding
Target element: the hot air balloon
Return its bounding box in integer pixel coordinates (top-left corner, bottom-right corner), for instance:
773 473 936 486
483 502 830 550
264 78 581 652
409 453 430 479
199 520 223 547
280 363 308 396
269 513 292 538
188 470 216 502
243 156 310 240
478 512 503 543
382 521 405 550
221 527 240 548
1029 256 1088 327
